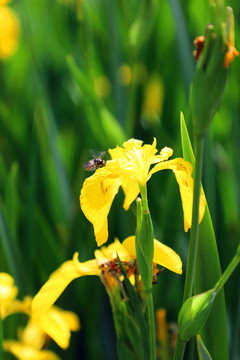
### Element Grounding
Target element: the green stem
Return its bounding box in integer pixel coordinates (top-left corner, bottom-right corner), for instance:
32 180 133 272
139 184 149 213
214 245 240 294
141 186 156 360
146 290 156 360
183 135 205 302
173 336 186 360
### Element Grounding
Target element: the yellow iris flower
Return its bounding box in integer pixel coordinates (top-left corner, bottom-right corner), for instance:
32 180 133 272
32 236 182 319
1 273 80 352
4 320 61 360
0 0 19 59
80 138 206 246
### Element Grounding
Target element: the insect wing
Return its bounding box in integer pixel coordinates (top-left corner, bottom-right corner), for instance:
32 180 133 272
89 150 106 159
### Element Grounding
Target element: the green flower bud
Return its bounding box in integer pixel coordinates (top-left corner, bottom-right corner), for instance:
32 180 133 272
191 25 228 136
190 7 238 137
135 210 154 292
178 289 216 341
135 194 154 292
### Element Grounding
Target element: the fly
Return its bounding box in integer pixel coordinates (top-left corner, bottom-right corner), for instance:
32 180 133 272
85 151 106 171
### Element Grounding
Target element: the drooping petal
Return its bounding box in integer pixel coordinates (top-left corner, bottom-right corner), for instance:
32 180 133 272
80 165 121 246
32 256 99 317
57 309 80 332
152 240 182 274
4 340 61 360
38 309 72 349
120 175 139 210
122 236 182 274
149 158 206 231
19 320 46 350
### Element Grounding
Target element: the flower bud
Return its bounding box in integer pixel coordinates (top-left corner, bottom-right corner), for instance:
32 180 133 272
191 7 238 137
178 289 216 341
135 206 154 292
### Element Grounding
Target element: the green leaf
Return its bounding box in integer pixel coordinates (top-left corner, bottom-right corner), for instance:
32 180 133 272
67 55 126 147
0 207 24 293
5 163 19 240
180 112 229 360
117 339 138 360
117 255 149 359
196 335 213 360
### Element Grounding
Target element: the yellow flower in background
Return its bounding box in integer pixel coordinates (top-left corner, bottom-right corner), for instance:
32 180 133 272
4 321 61 360
32 236 182 318
0 0 19 59
4 341 60 360
142 75 164 124
80 138 206 246
0 272 18 318
1 272 80 351
94 75 112 98
116 64 132 86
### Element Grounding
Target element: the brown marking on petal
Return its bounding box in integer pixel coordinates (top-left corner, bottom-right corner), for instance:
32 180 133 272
100 180 110 195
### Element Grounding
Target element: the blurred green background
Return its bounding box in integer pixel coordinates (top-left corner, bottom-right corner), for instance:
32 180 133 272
1 0 240 359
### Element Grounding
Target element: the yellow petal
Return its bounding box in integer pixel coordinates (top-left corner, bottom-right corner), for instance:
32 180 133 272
0 6 19 59
120 175 139 210
152 239 182 274
123 138 143 151
38 309 71 349
80 166 121 246
19 320 46 349
94 239 131 263
4 340 61 360
0 1 11 5
2 296 31 319
0 272 18 301
100 239 131 262
56 308 80 331
122 236 182 274
108 145 126 160
149 158 205 231
32 256 98 317
142 138 158 159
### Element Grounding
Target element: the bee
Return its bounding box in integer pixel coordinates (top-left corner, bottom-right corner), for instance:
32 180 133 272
85 151 106 171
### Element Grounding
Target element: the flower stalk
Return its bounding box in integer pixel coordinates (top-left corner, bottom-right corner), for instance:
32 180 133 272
214 244 240 294
136 188 156 360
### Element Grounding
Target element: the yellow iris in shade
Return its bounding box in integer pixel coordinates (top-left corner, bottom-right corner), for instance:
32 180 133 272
0 0 19 59
32 236 182 318
80 138 206 246
0 273 80 351
4 320 61 360
0 272 18 318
